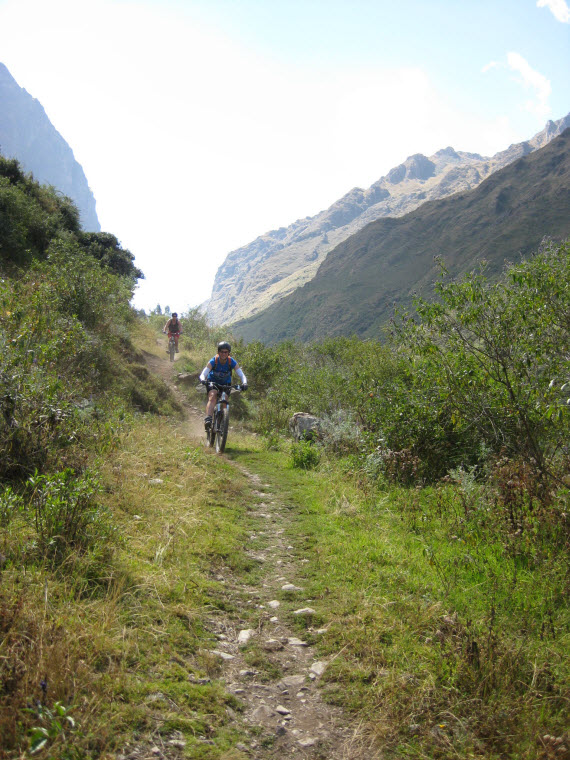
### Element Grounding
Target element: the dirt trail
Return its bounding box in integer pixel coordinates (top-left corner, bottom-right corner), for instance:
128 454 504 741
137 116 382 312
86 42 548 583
135 347 373 759
143 349 205 438
207 465 372 760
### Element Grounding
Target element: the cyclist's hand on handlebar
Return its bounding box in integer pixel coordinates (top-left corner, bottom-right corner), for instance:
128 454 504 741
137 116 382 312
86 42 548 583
240 383 248 392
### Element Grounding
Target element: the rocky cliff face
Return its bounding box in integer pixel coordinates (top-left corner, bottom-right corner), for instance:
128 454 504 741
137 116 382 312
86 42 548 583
207 113 570 326
0 62 100 231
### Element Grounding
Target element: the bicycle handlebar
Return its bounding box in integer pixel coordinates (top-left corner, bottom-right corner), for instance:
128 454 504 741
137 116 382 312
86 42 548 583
199 382 244 391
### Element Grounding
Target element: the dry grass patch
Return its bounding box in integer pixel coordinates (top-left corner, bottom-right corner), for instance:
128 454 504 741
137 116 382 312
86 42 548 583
1 416 255 759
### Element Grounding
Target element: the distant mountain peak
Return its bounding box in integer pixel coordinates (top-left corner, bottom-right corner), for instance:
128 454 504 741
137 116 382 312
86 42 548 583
388 154 436 184
436 146 459 158
233 129 570 344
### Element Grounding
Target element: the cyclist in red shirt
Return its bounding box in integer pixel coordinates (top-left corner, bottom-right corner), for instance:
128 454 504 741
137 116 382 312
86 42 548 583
163 312 182 353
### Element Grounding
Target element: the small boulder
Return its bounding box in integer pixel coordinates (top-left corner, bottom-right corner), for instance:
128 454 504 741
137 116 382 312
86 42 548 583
263 638 284 651
281 583 302 592
279 674 306 688
288 637 308 647
238 629 256 647
310 661 327 676
293 607 316 616
251 704 275 722
289 412 322 441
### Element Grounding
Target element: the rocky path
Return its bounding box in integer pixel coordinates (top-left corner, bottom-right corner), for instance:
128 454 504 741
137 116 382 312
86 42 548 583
204 464 369 759
137 346 373 759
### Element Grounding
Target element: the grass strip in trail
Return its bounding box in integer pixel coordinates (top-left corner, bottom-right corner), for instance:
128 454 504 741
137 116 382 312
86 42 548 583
224 435 570 760
92 417 264 759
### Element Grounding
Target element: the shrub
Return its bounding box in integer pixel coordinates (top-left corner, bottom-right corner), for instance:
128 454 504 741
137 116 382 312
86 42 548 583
395 241 570 485
261 431 282 451
319 409 363 455
357 355 475 481
26 469 113 562
0 486 24 528
290 440 320 470
240 336 401 441
0 351 83 479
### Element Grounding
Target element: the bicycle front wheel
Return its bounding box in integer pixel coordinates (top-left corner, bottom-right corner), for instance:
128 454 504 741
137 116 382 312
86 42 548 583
207 419 215 447
169 340 175 361
215 407 229 453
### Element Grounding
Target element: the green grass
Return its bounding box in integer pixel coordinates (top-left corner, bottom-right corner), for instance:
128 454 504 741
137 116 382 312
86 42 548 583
2 388 567 759
223 438 569 759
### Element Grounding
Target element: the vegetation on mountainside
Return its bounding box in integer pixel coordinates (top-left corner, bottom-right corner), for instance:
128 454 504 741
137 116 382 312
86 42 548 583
0 156 141 278
237 239 570 485
233 127 570 344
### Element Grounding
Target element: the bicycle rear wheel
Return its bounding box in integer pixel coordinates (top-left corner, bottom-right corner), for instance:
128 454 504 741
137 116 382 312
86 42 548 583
215 407 229 453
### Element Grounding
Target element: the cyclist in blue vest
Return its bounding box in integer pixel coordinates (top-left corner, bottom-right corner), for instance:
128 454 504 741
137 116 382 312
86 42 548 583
199 341 247 431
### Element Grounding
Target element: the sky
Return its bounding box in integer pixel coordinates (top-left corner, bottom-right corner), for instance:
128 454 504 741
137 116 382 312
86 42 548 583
0 0 569 313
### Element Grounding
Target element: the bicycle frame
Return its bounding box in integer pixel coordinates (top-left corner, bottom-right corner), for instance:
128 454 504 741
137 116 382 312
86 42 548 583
215 391 228 415
168 333 177 361
206 384 242 453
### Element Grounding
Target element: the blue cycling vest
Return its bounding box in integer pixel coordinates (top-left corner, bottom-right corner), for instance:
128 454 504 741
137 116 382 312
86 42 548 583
207 355 236 385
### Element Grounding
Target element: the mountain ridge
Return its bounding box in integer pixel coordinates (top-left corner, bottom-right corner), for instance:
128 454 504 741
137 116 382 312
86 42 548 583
207 112 570 325
0 62 100 232
231 128 570 344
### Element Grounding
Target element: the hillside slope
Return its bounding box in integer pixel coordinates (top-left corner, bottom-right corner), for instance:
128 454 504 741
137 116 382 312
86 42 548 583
232 128 570 344
207 113 570 325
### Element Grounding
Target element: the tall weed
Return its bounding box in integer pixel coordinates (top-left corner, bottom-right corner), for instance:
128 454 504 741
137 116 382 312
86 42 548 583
27 469 113 562
0 486 23 528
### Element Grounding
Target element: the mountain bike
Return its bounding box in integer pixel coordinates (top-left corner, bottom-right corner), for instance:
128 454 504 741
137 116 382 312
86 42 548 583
205 383 242 453
167 332 180 362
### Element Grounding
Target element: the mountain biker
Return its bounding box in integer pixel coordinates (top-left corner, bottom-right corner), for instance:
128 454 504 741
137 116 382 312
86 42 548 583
199 341 247 431
163 312 182 352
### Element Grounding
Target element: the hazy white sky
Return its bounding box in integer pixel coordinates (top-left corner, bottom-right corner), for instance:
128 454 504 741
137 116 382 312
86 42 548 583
0 0 569 313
